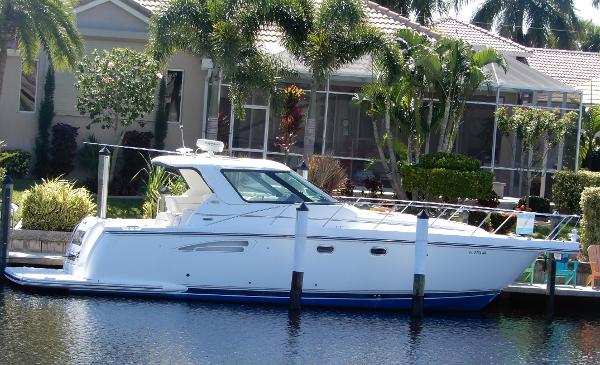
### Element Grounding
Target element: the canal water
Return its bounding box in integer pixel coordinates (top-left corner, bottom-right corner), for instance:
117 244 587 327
1 286 599 364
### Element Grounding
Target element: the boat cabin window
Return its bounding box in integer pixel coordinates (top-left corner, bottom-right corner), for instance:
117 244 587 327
222 170 337 204
157 167 213 215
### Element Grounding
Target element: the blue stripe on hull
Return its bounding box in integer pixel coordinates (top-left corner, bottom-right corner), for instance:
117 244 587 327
4 270 498 311
65 288 498 311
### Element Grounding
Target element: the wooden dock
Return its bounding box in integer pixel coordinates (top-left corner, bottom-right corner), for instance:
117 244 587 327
504 282 600 297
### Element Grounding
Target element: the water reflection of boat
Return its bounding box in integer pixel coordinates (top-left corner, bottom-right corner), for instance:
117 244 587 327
5 140 579 311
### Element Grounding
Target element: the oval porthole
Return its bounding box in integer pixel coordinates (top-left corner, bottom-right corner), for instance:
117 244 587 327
370 247 387 256
317 245 334 254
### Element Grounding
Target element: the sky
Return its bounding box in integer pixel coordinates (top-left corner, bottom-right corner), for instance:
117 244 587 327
446 0 600 25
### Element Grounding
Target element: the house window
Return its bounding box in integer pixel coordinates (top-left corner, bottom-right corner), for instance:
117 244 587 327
165 70 183 122
19 61 37 112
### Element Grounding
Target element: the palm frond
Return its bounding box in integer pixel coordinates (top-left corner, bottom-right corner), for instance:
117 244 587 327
147 0 213 63
5 0 83 72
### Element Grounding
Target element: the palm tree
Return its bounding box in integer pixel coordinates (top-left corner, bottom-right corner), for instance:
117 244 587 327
148 0 310 139
433 38 506 153
578 19 600 52
355 29 436 198
356 41 406 198
471 0 579 48
278 0 384 156
0 0 83 100
580 105 600 169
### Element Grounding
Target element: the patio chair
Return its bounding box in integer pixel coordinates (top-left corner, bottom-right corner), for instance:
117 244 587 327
586 245 600 288
520 260 537 284
545 255 578 288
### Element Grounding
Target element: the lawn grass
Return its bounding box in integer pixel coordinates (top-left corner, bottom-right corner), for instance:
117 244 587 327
10 178 144 219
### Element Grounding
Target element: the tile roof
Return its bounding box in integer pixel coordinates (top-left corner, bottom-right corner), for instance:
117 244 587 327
431 18 530 55
527 48 600 87
131 0 165 13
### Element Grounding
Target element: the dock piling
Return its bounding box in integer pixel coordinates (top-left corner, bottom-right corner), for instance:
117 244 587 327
296 161 308 180
412 210 429 318
97 147 111 219
546 253 558 317
290 202 309 311
1 176 14 279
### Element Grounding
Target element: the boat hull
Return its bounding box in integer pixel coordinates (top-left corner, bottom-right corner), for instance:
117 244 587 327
4 268 498 311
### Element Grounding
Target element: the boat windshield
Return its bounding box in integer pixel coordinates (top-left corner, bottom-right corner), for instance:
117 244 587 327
222 170 337 204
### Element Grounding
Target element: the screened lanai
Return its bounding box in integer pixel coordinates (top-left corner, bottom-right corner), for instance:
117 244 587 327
212 56 583 199
454 57 583 198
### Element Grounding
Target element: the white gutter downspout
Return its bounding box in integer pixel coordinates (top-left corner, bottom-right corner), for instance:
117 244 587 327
575 92 584 173
200 58 214 139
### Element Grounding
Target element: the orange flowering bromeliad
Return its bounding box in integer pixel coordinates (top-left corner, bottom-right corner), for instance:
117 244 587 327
276 85 304 165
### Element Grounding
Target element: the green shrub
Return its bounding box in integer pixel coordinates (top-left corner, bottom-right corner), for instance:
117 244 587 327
21 178 96 231
401 166 493 200
418 152 480 171
0 167 5 183
580 187 600 255
552 170 600 213
1 149 32 177
517 195 551 213
490 212 517 235
140 165 187 219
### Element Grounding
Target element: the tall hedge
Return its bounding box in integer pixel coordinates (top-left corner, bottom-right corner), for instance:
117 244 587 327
418 152 480 171
401 153 492 201
49 123 79 177
580 187 600 255
401 166 493 200
552 170 600 214
34 67 55 178
153 77 168 150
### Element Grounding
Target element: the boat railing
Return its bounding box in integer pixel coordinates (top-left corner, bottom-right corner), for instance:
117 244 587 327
333 196 580 241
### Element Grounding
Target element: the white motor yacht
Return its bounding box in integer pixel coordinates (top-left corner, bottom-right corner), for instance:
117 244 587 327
5 140 579 310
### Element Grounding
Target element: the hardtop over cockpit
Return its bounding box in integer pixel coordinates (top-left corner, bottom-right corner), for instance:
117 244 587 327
151 153 337 206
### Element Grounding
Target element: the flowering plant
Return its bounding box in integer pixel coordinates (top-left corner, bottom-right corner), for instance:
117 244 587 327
275 85 304 164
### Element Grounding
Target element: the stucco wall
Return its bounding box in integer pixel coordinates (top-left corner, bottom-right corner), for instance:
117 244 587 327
0 53 48 151
0 0 209 170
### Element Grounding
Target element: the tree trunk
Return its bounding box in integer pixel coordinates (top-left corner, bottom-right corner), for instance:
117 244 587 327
109 125 126 181
518 149 525 197
444 100 466 153
424 99 433 155
384 103 406 199
437 95 451 152
205 67 221 140
371 118 393 185
303 80 318 157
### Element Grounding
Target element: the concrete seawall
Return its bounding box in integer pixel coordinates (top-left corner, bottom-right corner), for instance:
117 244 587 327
8 229 70 266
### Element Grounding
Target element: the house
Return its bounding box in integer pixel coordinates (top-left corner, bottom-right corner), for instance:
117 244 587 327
0 0 596 198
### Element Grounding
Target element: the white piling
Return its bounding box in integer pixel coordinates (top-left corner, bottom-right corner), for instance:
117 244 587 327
97 147 111 219
296 161 308 180
290 202 309 311
412 210 429 318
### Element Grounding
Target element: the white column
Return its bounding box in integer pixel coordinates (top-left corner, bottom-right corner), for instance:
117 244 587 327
491 88 501 172
575 93 584 173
